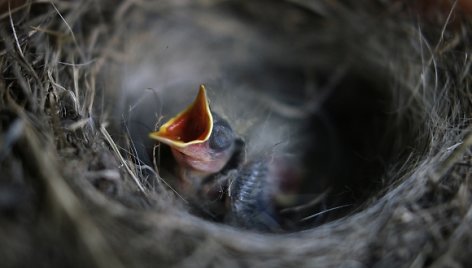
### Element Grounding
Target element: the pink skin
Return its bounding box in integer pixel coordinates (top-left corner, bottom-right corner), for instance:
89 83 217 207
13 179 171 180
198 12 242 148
171 141 234 195
171 143 231 174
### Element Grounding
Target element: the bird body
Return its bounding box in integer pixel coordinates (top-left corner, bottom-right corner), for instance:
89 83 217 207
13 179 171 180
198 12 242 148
228 158 281 232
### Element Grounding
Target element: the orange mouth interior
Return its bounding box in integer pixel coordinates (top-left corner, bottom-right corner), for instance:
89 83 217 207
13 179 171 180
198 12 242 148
149 85 213 148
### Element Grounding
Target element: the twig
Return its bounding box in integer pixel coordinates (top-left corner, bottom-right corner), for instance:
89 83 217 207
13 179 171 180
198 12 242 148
430 129 472 184
49 0 85 60
300 204 352 222
9 1 24 58
100 123 146 193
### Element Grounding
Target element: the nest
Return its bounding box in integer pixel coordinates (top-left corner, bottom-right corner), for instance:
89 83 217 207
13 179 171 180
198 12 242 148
1 0 471 267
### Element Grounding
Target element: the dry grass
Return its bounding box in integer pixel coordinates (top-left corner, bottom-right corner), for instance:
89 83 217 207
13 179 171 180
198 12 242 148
0 0 471 267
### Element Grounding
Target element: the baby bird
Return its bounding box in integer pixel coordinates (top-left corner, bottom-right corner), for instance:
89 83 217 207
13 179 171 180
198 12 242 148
149 86 239 197
227 158 280 231
148 85 298 231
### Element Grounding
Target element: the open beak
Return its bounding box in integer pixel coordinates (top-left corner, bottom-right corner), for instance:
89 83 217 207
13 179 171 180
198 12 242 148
149 85 234 179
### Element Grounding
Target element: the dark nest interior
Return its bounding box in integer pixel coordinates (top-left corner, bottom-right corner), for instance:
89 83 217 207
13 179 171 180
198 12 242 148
1 0 472 267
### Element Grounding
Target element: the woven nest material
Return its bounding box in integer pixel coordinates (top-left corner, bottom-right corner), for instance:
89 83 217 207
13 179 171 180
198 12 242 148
1 1 472 267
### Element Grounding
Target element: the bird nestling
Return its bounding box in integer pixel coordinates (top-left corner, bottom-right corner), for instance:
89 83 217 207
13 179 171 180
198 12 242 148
148 84 300 231
149 85 239 198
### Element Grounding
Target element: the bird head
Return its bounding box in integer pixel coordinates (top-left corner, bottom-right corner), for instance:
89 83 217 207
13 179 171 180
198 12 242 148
149 85 236 190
